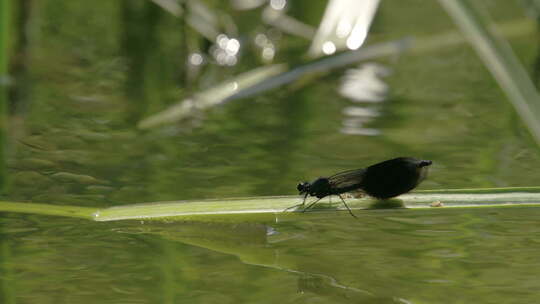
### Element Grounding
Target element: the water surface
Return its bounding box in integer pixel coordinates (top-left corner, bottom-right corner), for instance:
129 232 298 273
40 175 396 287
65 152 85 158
2 1 540 303
2 207 540 303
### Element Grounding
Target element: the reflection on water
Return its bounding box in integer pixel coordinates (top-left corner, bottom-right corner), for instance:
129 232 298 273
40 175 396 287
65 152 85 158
339 63 390 136
3 207 540 303
339 63 390 103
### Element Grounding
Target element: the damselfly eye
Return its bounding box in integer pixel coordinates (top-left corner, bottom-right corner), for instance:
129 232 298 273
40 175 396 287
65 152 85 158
297 182 309 192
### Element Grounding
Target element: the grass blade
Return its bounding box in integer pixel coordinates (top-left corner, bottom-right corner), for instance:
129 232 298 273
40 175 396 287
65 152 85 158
439 0 540 145
2 187 540 222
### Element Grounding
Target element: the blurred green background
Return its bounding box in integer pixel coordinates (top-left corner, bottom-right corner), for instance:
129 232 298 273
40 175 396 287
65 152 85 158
2 0 540 303
2 0 540 206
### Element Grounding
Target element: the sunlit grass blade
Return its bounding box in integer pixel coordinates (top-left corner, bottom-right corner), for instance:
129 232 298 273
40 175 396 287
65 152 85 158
2 187 540 222
262 5 315 40
308 0 380 57
93 187 540 222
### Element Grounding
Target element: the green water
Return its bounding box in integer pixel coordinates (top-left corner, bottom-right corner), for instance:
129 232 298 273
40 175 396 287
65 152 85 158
2 207 540 303
2 0 540 302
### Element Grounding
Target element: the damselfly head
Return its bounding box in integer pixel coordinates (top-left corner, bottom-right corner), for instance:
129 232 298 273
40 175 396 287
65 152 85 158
297 181 310 194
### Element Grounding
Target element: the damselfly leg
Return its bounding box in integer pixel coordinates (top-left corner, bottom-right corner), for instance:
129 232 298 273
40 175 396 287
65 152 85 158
301 197 323 213
338 194 357 218
283 193 308 212
301 195 357 218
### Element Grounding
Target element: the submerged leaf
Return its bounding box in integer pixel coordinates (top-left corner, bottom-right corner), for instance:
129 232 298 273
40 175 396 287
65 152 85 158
138 64 287 129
